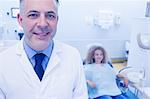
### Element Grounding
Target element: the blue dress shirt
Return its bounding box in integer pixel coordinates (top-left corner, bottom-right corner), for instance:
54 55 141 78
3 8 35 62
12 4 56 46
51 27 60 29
23 40 54 71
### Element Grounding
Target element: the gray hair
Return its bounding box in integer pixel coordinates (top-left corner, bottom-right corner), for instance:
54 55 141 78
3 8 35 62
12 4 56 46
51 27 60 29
20 0 59 4
19 0 59 13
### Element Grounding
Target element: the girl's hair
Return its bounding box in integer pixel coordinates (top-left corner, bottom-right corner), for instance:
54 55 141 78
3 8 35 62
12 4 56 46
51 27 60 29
84 45 108 64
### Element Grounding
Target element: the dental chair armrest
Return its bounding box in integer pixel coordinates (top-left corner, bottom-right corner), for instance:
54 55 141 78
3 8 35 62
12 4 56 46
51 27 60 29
117 74 129 87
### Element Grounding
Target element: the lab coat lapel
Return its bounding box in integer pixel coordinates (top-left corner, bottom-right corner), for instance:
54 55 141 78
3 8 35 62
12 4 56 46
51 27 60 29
41 52 60 91
43 40 61 79
16 41 41 87
41 40 61 91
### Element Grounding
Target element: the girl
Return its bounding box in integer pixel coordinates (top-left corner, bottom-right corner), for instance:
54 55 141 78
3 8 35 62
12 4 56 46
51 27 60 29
84 45 127 99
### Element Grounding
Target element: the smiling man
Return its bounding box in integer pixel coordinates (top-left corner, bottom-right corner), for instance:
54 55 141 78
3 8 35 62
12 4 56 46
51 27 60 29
0 0 88 99
18 0 58 51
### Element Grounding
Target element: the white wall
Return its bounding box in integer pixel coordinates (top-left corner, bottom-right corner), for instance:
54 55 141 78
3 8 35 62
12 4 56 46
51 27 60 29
0 0 19 40
56 1 146 40
56 0 147 58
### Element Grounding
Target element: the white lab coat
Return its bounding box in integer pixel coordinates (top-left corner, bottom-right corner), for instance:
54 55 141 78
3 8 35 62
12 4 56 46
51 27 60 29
0 39 88 99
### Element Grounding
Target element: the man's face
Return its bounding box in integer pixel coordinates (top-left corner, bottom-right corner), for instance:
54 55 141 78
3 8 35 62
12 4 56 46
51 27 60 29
18 0 58 51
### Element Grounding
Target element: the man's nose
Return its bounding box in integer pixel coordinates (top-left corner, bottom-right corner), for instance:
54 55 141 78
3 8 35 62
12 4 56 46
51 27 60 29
37 15 48 29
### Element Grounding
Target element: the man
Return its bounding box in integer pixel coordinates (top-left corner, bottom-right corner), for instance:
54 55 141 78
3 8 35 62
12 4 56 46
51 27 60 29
0 0 88 99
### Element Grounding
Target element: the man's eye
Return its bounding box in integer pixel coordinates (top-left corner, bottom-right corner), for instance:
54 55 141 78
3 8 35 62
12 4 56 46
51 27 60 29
28 13 39 19
46 14 56 20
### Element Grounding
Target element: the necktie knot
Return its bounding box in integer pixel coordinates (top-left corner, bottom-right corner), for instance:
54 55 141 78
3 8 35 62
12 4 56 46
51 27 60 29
35 53 45 65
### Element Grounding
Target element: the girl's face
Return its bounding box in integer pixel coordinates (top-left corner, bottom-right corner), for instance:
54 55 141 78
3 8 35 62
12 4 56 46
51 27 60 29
94 49 104 64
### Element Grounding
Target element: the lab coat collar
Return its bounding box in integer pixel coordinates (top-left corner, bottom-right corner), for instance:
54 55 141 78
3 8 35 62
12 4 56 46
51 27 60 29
15 38 62 85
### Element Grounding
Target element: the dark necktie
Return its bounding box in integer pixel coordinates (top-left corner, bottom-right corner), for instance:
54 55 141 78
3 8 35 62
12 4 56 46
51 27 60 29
34 53 45 81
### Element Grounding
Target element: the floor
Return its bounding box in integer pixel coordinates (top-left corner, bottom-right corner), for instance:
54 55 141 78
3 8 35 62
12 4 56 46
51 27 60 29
112 61 127 71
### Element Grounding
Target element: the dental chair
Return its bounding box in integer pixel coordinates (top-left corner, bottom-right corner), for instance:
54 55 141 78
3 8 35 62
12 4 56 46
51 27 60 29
115 66 144 99
84 61 138 99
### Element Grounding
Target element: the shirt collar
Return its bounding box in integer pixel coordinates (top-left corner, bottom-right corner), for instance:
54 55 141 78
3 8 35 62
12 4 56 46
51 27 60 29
23 40 54 59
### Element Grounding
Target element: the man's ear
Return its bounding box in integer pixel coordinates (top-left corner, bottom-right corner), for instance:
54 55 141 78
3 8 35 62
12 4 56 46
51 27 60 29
17 13 23 27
